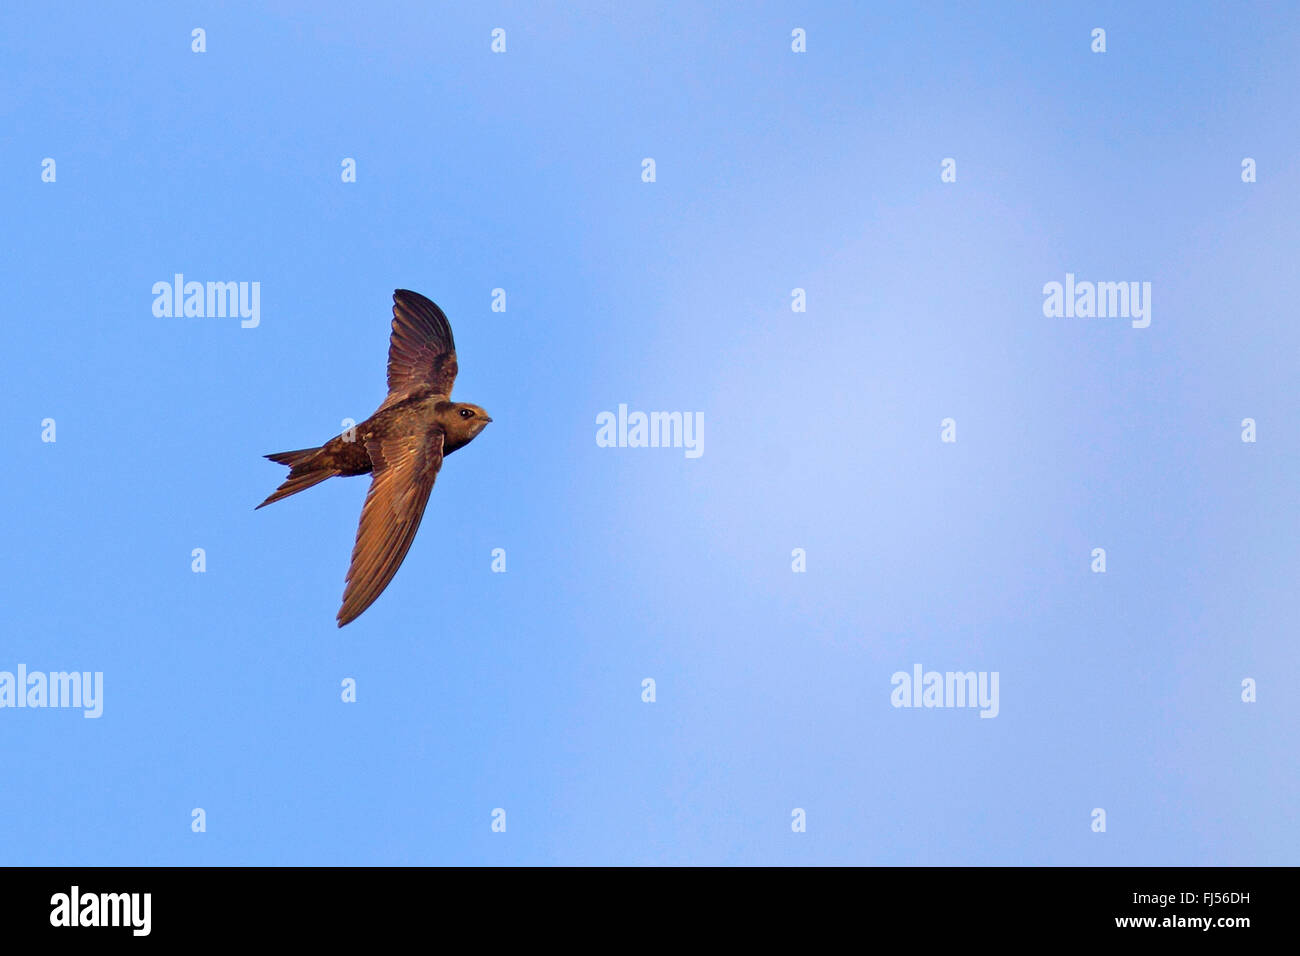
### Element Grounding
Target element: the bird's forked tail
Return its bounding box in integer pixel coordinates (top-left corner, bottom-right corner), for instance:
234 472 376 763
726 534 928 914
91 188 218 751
256 447 339 509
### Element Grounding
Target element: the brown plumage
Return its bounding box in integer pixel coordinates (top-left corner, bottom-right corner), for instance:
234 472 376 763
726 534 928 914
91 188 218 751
257 290 491 626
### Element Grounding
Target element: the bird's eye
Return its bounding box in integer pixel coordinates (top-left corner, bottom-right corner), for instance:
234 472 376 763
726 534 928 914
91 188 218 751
459 408 473 419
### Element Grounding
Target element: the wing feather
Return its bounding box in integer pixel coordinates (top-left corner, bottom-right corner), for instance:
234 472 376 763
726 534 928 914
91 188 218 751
386 289 457 400
336 426 444 626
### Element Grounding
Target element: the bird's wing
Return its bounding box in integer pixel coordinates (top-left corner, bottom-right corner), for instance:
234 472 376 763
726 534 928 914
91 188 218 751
385 289 458 401
336 423 445 627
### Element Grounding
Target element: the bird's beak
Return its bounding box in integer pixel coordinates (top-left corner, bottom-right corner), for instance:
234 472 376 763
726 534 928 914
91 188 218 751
484 416 493 423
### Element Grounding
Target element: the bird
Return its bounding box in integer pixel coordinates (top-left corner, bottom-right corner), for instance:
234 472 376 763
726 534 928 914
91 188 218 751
256 289 492 627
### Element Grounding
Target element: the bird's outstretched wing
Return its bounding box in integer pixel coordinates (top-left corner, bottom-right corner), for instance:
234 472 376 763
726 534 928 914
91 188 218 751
385 289 458 401
336 424 445 627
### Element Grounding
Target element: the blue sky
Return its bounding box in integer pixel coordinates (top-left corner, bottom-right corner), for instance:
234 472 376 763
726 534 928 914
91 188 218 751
1 1 1297 865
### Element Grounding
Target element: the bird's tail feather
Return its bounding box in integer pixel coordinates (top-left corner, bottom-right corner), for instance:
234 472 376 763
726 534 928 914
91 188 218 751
265 448 320 468
256 447 338 509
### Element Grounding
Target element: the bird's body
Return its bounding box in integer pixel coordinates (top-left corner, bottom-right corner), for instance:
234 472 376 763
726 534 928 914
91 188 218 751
257 290 491 627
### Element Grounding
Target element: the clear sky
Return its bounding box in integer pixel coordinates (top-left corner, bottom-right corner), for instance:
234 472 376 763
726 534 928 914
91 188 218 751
1 1 1297 865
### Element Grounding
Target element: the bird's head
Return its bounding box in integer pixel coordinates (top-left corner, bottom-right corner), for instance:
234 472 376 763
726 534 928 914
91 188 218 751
438 402 493 451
